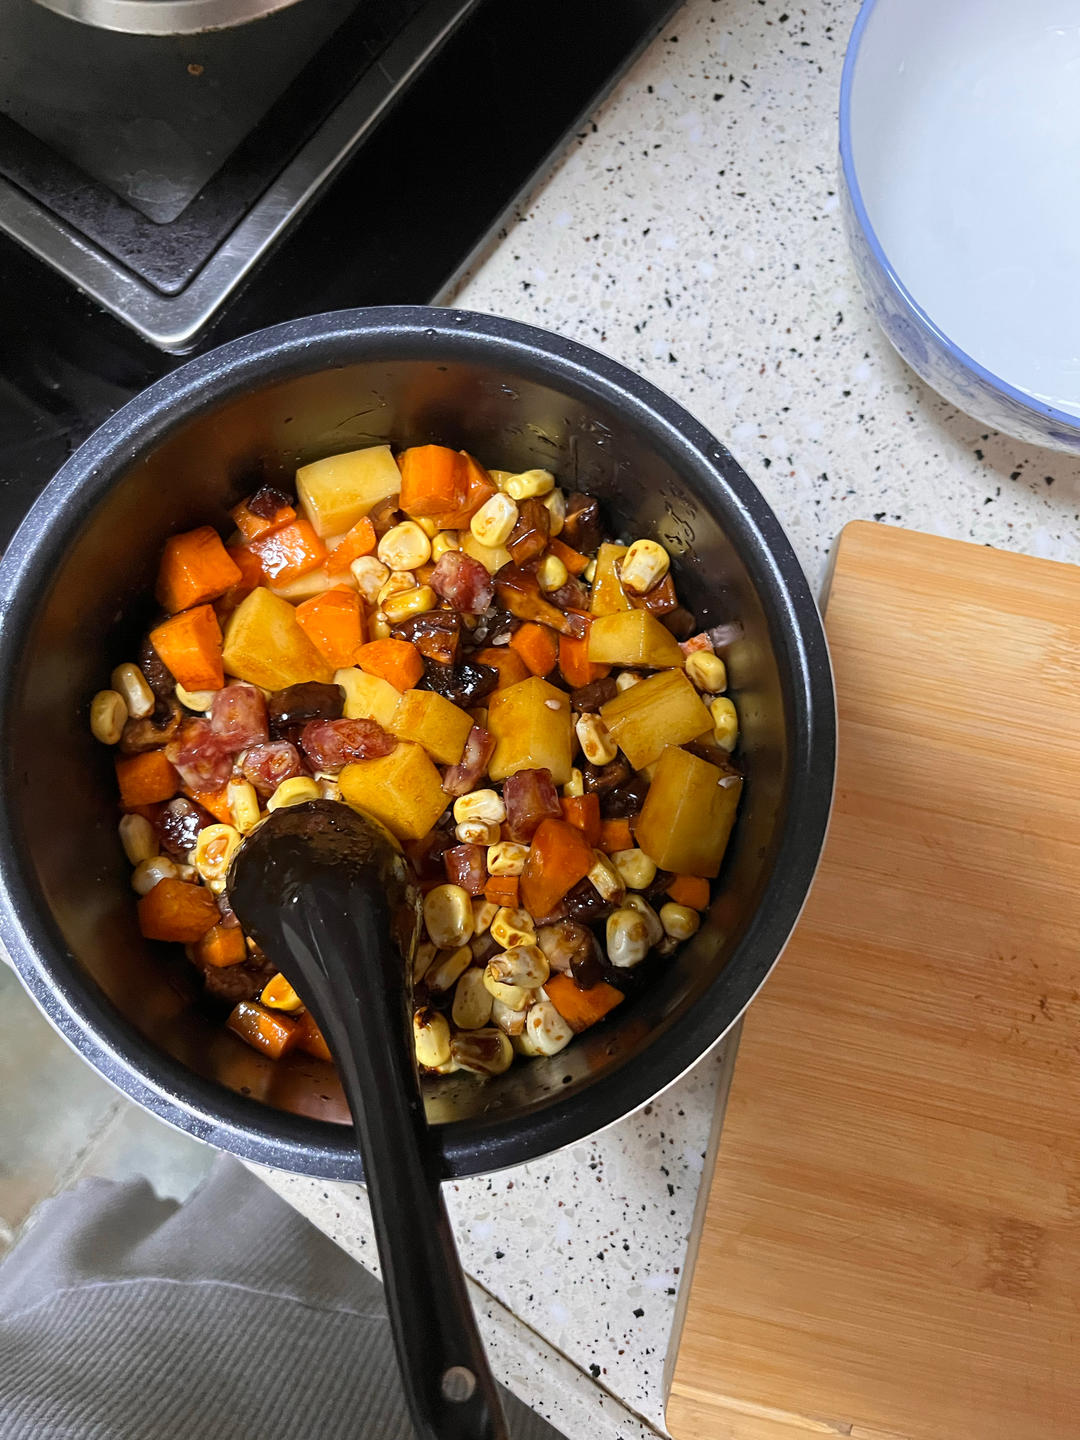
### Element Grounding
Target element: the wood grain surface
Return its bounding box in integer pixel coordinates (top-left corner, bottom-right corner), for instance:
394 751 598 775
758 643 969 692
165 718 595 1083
667 522 1080 1440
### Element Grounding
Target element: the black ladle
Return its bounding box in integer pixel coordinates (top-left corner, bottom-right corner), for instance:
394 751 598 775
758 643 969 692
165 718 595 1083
228 798 509 1440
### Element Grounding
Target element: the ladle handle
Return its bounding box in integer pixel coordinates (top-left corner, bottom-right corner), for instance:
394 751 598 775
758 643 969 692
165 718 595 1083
272 880 509 1440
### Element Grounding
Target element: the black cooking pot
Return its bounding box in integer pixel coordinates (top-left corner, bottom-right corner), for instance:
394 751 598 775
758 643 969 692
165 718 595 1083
0 307 834 1181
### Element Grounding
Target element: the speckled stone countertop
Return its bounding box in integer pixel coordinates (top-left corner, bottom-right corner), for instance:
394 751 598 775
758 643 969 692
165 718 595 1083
257 0 1080 1434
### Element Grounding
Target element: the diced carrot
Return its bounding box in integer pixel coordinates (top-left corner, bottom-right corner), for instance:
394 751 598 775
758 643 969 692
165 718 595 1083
194 923 247 968
150 604 224 692
295 586 366 670
324 517 377 575
137 877 220 943
559 617 609 689
230 493 296 543
125 802 164 826
156 526 242 615
520 818 595 919
182 784 233 825
666 874 711 909
398 445 467 519
559 793 602 847
226 1000 300 1060
247 516 327 585
355 637 424 692
224 544 265 602
116 750 178 808
484 875 520 909
545 972 625 1033
294 1010 332 1062
509 622 559 677
599 817 634 853
473 646 529 690
547 537 591 576
428 452 497 529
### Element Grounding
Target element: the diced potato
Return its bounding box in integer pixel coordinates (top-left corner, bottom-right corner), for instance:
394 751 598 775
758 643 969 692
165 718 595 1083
391 690 473 765
222 587 333 690
296 445 401 538
270 568 342 603
587 609 686 668
339 742 449 841
488 676 573 786
460 529 512 576
600 668 712 769
333 667 401 729
590 542 630 615
635 746 742 877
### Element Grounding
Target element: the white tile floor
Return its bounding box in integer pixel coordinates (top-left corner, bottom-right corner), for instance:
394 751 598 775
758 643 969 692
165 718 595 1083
0 962 216 1257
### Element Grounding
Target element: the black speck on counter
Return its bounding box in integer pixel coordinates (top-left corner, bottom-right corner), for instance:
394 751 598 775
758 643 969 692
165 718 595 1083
495 1250 505 1259
633 1307 644 1318
589 1364 601 1378
1046 476 1056 485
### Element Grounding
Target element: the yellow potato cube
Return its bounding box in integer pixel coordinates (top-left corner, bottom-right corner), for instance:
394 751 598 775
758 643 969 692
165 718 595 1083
488 676 573 786
339 742 449 841
391 690 473 765
296 445 401 538
222 587 333 690
333 667 401 729
587 608 686 668
590 542 630 615
460 529 512 576
635 746 743 877
269 569 338 604
600 668 712 769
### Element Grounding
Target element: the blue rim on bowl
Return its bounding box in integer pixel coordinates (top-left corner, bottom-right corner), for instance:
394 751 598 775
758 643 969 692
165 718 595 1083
839 0 1080 449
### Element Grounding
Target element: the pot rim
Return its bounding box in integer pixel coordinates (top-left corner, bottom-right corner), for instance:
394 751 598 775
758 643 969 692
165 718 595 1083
0 305 835 1179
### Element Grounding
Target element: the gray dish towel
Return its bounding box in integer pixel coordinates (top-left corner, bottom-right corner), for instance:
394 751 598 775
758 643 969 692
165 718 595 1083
0 1155 564 1440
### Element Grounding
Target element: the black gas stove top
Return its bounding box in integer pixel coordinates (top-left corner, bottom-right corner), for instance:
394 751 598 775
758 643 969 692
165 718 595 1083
0 0 676 549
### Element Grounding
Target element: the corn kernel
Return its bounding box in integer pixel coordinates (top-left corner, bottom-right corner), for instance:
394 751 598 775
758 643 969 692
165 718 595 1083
710 696 738 752
491 996 527 1035
588 850 626 904
227 779 261 834
614 671 642 692
119 813 158 866
377 570 418 606
536 553 569 592
131 855 179 895
470 493 518 549
451 1027 513 1075
452 968 494 1030
368 613 392 640
486 841 529 877
488 944 549 989
414 515 441 538
606 908 650 968
110 662 155 719
623 892 664 945
659 902 701 941
176 681 218 712
261 973 304 1012
488 469 515 492
413 940 437 985
522 999 574 1056
490 905 535 950
90 689 127 745
542 487 567 536
351 555 390 604
425 945 473 994
482 972 533 1010
504 468 555 500
423 884 474 949
583 559 597 584
619 539 670 596
414 1008 452 1068
267 776 320 811
471 898 498 936
562 767 585 798
452 789 506 825
193 823 242 889
377 521 432 571
456 819 500 846
610 847 657 891
431 530 461 562
686 650 727 693
383 584 437 624
575 713 617 766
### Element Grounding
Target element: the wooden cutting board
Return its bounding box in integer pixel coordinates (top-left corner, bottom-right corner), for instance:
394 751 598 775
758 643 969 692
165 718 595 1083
666 522 1080 1440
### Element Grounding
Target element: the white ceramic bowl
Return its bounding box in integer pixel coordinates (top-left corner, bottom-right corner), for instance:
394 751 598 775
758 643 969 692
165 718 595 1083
841 0 1080 452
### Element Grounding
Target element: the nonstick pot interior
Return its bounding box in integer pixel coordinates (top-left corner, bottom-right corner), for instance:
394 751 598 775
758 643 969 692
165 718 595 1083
0 308 834 1180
